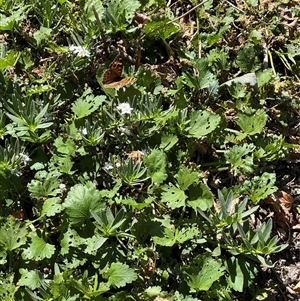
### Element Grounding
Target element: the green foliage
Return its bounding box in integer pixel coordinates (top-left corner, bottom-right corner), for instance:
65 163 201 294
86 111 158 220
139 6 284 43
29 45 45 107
183 254 225 292
23 232 56 261
0 0 296 299
64 183 105 226
71 88 106 119
98 0 141 33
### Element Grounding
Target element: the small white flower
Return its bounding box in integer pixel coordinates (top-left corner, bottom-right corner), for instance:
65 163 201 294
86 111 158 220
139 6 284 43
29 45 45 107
81 128 88 135
19 153 31 165
12 169 22 177
117 103 133 115
59 184 66 190
118 126 129 136
103 162 114 171
69 45 90 57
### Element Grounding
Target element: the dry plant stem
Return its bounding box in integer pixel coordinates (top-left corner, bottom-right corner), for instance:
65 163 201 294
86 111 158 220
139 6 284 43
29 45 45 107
223 0 245 13
138 0 210 42
268 50 276 76
92 5 108 56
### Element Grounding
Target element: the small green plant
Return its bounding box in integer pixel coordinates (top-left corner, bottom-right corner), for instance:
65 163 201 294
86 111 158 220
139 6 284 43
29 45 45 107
0 0 297 300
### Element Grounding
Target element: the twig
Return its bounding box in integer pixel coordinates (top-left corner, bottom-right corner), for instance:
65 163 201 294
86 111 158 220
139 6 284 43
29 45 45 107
223 0 245 13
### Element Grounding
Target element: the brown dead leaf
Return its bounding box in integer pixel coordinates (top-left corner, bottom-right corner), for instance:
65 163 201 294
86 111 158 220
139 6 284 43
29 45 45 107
294 281 300 293
125 150 144 163
277 191 293 212
264 191 295 228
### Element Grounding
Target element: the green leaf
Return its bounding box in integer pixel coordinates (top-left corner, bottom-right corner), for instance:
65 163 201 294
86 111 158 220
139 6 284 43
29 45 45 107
144 149 167 184
23 232 55 261
187 111 221 138
105 262 137 288
63 183 105 226
0 5 30 31
41 197 63 217
225 144 256 174
0 216 27 251
236 44 261 72
33 26 52 46
144 286 162 297
18 269 40 290
152 222 200 246
101 0 141 32
160 133 178 150
60 228 84 255
161 183 187 209
226 256 258 292
0 50 19 69
256 69 273 87
144 17 180 40
54 137 77 156
236 109 267 137
176 226 200 244
28 171 61 199
176 166 199 191
183 254 225 292
152 226 176 247
183 57 219 94
187 183 214 211
71 89 105 119
242 172 277 203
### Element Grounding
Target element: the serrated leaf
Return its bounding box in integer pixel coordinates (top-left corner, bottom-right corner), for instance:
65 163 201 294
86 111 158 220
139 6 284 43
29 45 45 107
41 197 63 217
256 69 273 87
183 254 225 292
187 183 214 211
144 286 162 297
106 262 137 288
153 226 176 246
144 149 167 184
161 183 187 209
0 216 27 251
242 172 277 203
236 44 260 72
63 183 105 226
225 144 256 174
176 226 200 244
28 171 61 199
176 166 199 191
71 89 105 119
0 5 30 31
23 233 55 260
85 0 105 21
60 228 85 255
0 50 18 69
101 0 140 32
236 109 267 137
54 137 76 156
18 269 40 290
160 133 178 150
187 111 221 138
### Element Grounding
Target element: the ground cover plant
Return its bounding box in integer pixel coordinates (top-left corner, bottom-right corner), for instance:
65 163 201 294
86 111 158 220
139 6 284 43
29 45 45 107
1 0 300 300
